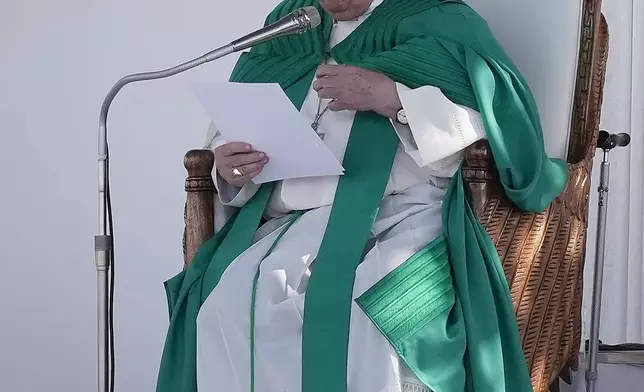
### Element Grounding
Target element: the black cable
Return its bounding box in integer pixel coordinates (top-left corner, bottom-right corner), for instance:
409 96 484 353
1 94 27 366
106 143 115 392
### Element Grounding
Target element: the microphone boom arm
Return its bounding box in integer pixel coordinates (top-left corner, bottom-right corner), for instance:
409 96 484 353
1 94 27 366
98 44 234 157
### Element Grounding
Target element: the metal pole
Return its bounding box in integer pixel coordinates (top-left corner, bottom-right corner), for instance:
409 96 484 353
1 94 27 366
585 150 610 392
585 131 631 392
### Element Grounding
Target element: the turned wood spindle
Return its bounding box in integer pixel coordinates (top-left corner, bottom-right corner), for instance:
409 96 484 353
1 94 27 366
183 149 216 266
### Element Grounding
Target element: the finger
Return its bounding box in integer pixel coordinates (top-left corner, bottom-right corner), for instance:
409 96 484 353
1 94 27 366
222 151 267 168
328 99 349 111
219 166 245 185
228 166 265 186
313 76 341 92
216 142 252 157
312 77 326 91
217 167 236 184
317 87 339 100
315 64 342 78
232 158 268 177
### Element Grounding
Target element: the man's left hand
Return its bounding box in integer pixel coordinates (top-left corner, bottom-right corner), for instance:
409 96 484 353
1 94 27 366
312 64 402 119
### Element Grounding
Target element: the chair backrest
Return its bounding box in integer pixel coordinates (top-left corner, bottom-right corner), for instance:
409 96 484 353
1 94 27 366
465 0 584 161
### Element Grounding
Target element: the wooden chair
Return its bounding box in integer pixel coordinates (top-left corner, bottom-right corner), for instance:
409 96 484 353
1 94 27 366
181 1 609 391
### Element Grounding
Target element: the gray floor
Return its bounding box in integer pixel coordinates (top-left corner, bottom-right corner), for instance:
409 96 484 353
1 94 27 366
559 360 644 391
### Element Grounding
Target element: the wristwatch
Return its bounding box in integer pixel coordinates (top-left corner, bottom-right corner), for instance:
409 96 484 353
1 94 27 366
395 108 408 125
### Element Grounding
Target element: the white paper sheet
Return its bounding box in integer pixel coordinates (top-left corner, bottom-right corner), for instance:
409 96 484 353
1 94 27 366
189 81 345 184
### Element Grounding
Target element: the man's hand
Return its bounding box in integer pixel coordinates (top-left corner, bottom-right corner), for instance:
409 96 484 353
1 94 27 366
312 64 402 119
214 142 269 186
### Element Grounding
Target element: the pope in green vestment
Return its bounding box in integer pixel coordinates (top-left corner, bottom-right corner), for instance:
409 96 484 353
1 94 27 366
156 0 568 391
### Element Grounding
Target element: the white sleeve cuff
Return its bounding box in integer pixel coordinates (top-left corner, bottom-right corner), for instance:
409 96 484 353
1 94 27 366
214 171 260 207
390 83 486 176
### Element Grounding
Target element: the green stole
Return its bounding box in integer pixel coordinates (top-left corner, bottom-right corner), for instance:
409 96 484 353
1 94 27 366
156 0 568 391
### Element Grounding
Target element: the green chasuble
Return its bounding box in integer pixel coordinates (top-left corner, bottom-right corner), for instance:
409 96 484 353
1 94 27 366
156 0 568 391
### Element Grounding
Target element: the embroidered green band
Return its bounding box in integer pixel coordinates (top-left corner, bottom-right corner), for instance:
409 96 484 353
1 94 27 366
356 235 455 347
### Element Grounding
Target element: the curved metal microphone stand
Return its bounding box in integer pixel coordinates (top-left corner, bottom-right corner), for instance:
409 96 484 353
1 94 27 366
94 7 320 392
95 44 234 392
585 130 631 392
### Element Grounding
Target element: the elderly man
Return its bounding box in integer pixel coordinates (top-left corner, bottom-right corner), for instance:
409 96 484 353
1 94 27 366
157 0 568 391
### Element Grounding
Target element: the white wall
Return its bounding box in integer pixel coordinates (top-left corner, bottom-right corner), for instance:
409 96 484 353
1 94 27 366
0 1 274 391
0 1 641 392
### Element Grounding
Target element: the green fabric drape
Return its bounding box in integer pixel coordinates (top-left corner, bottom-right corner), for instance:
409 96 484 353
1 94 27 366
156 0 568 391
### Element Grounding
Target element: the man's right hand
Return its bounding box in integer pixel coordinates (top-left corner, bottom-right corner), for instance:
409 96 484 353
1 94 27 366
214 142 269 186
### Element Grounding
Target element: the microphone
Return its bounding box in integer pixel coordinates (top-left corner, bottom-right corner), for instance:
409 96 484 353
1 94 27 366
93 7 321 392
597 130 631 150
228 6 322 52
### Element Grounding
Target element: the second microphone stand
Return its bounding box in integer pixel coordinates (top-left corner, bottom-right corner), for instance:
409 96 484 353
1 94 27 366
585 130 631 392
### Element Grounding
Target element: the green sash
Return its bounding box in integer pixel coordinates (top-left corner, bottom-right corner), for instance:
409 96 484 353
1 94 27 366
156 0 568 391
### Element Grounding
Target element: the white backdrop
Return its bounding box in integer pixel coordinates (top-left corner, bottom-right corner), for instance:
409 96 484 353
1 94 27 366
0 1 274 391
0 1 640 391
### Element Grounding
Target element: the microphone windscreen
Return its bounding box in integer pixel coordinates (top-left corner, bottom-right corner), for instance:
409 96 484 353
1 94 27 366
615 133 631 147
302 6 322 29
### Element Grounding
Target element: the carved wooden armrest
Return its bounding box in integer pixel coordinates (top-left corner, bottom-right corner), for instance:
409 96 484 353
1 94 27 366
183 149 216 266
